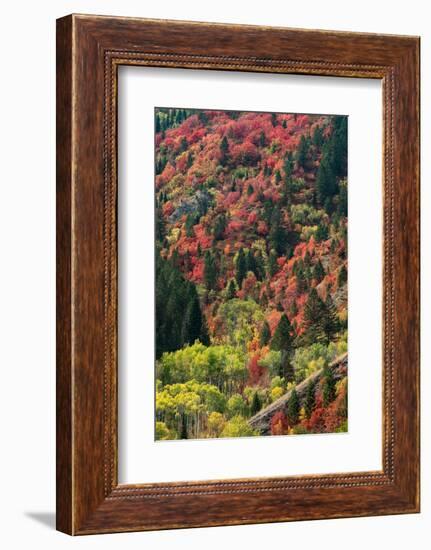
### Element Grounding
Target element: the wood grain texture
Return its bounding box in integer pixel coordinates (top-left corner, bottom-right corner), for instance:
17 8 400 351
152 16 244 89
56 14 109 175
56 14 420 535
56 16 73 535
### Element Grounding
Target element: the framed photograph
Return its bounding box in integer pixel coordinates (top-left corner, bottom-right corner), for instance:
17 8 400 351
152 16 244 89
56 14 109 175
56 14 420 534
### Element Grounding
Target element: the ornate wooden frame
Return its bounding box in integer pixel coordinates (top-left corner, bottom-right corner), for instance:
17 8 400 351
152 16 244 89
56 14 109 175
56 14 420 535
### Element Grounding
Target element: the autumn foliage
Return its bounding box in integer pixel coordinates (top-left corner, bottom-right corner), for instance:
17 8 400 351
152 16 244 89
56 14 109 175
155 107 348 440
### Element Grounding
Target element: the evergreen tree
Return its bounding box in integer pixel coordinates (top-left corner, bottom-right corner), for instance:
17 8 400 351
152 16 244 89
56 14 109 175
220 135 229 164
338 265 347 287
235 248 247 288
179 136 188 153
322 366 337 407
259 320 271 347
274 169 281 184
156 252 208 357
180 416 188 439
290 300 298 317
254 251 266 281
296 135 309 169
315 222 329 242
331 116 348 178
269 205 287 255
213 213 227 240
312 125 324 147
268 249 279 277
323 294 339 340
187 151 193 169
280 350 295 382
247 183 254 196
287 388 300 425
250 392 262 416
226 278 238 300
283 152 294 178
182 290 209 346
259 130 266 147
302 288 327 345
324 197 334 215
338 182 348 217
271 314 294 352
204 250 217 290
155 207 166 242
316 156 336 204
304 381 316 419
185 213 196 237
198 110 209 124
313 259 325 283
295 265 307 294
245 249 258 277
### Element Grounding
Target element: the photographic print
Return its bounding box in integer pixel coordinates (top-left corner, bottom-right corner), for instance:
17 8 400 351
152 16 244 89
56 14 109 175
155 107 348 441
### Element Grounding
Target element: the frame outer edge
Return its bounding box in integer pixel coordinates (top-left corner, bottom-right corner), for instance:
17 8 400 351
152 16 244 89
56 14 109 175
57 14 421 535
56 14 74 535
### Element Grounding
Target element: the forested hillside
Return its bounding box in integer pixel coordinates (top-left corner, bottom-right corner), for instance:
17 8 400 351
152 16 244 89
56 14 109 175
154 107 348 440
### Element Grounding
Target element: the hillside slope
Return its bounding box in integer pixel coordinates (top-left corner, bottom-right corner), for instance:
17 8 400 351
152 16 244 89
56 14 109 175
154 108 348 440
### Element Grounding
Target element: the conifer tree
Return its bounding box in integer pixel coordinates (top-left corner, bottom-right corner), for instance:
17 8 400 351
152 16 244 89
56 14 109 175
283 152 294 178
254 251 266 281
185 213 196 238
271 314 294 352
213 213 226 240
322 366 337 407
290 300 298 317
313 259 325 283
268 249 278 277
250 392 262 416
280 350 295 382
259 320 271 347
182 291 209 346
315 222 329 242
287 388 300 425
180 416 188 439
304 381 316 419
296 135 309 169
204 250 217 290
296 265 307 294
302 288 327 345
220 135 229 164
323 294 339 340
179 136 188 153
338 264 347 287
338 181 348 217
245 249 258 277
312 125 324 147
269 206 287 255
226 278 238 300
316 156 336 204
235 248 247 288
187 151 193 169
331 116 348 178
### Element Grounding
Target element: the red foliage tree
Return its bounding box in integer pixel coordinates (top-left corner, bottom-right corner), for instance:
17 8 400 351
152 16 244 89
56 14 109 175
270 411 289 436
247 353 264 385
